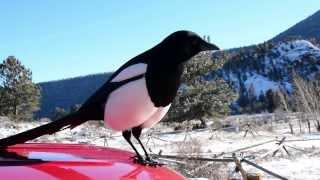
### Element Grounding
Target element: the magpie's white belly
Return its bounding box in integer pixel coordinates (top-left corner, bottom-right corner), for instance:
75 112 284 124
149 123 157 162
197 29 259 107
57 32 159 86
141 104 171 128
104 77 170 131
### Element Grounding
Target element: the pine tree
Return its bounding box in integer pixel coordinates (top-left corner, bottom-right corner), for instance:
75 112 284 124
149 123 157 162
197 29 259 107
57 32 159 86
70 104 81 113
166 52 236 123
265 89 282 113
0 56 40 120
53 107 67 120
247 84 256 112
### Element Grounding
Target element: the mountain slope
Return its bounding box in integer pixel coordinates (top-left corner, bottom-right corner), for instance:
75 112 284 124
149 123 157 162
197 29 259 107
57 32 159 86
37 73 112 118
209 40 320 113
273 10 320 41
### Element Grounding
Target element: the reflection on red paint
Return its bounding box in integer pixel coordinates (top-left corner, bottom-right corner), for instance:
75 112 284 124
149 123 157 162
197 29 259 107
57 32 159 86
0 143 185 180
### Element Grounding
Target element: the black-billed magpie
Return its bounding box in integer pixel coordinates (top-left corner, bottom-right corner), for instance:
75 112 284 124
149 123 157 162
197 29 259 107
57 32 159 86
0 30 219 166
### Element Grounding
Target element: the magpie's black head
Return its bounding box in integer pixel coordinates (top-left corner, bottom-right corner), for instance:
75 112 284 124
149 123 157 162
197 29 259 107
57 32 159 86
158 30 220 64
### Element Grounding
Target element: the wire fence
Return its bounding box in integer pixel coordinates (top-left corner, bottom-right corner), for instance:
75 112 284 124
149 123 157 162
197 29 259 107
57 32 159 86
140 116 320 179
85 114 320 179
147 134 320 180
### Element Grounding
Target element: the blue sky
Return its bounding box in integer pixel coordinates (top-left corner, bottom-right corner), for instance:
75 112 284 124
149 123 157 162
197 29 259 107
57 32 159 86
1 1 319 82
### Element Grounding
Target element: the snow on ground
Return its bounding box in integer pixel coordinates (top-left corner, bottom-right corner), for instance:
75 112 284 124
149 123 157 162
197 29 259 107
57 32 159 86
243 73 294 97
275 40 320 62
244 74 279 96
251 156 320 180
0 116 320 179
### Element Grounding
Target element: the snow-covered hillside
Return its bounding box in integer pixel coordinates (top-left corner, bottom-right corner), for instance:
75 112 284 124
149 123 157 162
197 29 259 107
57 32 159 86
216 40 320 98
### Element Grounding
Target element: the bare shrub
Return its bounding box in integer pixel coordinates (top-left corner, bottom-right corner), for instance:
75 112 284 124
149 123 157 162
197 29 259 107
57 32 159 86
172 120 207 131
276 72 320 133
266 125 274 132
171 139 229 179
292 72 320 132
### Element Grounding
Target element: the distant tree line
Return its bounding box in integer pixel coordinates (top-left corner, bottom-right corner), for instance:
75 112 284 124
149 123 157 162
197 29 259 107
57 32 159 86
53 104 81 120
37 72 112 118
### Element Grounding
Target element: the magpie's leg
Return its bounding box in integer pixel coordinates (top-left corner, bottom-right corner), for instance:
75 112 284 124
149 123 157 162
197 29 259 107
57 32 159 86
132 126 163 166
122 130 144 162
132 126 151 160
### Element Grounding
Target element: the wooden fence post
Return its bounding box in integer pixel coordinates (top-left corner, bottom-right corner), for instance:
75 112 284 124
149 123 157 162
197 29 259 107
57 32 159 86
233 153 247 180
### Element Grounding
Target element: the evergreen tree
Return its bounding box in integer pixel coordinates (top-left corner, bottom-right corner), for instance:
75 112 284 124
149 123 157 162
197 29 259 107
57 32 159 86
53 107 67 120
237 82 249 108
258 91 266 102
265 89 282 112
247 84 256 112
70 104 81 113
166 52 236 123
0 56 40 120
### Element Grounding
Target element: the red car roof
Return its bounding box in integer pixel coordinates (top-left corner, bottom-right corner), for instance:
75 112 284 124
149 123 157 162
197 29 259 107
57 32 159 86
0 143 185 180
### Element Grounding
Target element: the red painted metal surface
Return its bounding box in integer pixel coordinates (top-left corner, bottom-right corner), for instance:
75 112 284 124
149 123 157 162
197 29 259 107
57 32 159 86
0 143 185 180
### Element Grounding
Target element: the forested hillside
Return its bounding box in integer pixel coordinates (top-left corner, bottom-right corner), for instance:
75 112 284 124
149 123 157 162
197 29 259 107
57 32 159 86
211 39 320 113
37 73 112 118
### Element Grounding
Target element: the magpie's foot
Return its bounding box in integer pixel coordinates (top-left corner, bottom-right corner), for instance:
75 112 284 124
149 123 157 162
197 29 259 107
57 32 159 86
131 156 164 167
145 157 165 167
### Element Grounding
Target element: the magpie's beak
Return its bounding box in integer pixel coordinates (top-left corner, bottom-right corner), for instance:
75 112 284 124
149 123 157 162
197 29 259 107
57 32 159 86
200 41 220 51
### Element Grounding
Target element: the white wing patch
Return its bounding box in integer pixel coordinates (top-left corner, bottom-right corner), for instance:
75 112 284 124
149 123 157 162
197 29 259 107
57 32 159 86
142 104 171 128
111 63 147 82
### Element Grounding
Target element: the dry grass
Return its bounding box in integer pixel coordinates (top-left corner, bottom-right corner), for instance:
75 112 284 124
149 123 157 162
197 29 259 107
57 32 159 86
170 138 230 180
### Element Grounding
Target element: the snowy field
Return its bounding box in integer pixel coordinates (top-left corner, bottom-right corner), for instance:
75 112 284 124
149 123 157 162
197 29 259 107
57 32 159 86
0 116 319 180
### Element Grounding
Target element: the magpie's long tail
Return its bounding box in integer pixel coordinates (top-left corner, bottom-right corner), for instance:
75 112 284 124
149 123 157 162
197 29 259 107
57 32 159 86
0 112 88 148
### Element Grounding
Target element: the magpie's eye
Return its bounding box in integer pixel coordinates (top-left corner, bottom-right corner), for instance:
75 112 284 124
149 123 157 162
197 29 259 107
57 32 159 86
192 39 198 46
